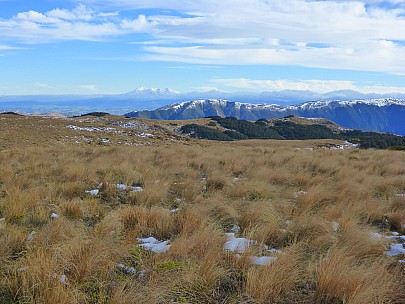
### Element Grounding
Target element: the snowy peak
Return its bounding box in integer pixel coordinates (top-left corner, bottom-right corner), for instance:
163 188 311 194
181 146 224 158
124 87 179 98
159 99 286 112
159 99 229 111
298 98 405 110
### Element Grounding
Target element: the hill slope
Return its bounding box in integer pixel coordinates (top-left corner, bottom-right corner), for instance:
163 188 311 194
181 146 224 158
179 116 405 149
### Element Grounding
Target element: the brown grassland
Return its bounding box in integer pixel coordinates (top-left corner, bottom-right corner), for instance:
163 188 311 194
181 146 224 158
0 114 405 303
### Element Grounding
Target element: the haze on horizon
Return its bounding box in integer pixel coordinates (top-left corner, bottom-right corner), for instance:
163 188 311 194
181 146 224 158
1 0 405 96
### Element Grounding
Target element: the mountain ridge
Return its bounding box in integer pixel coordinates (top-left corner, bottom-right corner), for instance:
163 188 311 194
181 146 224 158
125 98 405 136
2 87 405 116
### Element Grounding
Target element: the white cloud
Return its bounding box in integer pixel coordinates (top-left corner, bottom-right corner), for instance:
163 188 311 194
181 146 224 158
35 82 54 89
0 5 153 43
212 78 405 94
47 4 94 21
79 84 98 91
2 1 405 75
0 45 24 50
125 0 405 75
144 42 405 75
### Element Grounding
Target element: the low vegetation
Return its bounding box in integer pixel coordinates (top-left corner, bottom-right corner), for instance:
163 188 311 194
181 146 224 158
1 115 405 303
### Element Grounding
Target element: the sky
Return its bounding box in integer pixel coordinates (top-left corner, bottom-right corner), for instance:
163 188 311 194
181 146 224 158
1 0 405 95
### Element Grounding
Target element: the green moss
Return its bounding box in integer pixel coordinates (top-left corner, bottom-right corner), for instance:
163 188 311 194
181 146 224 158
155 261 182 271
129 246 150 258
9 214 24 224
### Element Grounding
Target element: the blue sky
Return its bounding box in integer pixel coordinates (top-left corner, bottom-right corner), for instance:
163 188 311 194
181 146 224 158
1 0 405 95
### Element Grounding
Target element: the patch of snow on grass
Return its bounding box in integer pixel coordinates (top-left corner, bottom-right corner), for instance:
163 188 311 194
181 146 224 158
27 230 36 241
116 184 143 192
294 191 307 198
230 225 240 233
386 243 405 256
67 125 116 133
326 141 359 150
59 274 68 284
116 184 127 190
131 186 143 192
139 132 153 138
251 256 277 265
85 189 99 196
332 221 340 232
225 232 283 266
137 237 170 253
267 248 283 254
225 233 254 253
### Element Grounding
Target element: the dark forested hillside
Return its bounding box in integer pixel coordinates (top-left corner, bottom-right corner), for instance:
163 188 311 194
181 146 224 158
180 116 405 149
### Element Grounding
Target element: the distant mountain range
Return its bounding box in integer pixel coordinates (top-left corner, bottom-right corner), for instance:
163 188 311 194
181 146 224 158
2 87 405 116
1 87 404 135
125 98 405 136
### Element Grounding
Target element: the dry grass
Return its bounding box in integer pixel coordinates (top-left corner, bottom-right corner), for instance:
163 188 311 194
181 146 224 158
1 116 405 303
314 249 397 304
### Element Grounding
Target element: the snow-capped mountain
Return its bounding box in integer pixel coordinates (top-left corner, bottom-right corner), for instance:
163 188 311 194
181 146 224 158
123 87 180 99
125 98 405 135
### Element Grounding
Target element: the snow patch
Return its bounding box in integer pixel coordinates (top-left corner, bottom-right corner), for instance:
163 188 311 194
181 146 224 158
67 125 116 133
137 236 170 253
267 248 283 254
386 243 405 256
27 230 36 241
116 184 143 192
85 189 99 196
230 225 240 233
328 141 359 150
59 274 68 284
225 233 254 253
332 221 339 232
251 256 277 265
224 232 283 266
294 191 307 198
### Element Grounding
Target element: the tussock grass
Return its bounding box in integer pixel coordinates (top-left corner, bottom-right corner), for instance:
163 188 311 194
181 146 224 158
1 118 405 303
119 206 173 239
246 245 302 303
314 249 397 304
